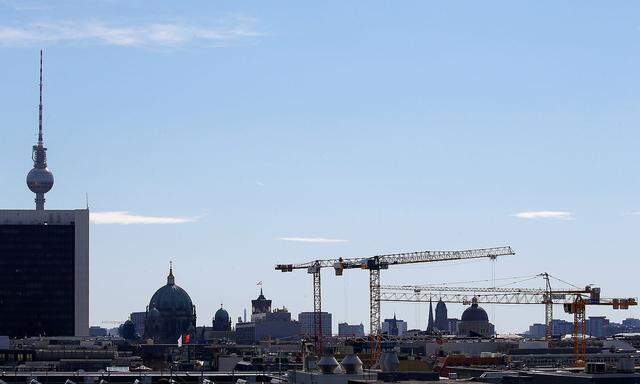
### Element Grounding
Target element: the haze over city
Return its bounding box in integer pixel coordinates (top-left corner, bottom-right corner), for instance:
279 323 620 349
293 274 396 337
1 0 639 336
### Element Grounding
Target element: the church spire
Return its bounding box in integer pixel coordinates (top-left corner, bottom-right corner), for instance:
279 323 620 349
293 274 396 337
427 298 434 333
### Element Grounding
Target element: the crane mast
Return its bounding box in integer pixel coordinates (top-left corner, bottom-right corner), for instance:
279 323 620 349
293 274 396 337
275 246 515 357
380 283 636 367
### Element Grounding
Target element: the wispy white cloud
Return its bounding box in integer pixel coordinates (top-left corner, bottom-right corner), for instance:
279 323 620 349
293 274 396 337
0 18 262 48
256 180 265 187
512 211 574 220
91 211 196 225
278 237 349 243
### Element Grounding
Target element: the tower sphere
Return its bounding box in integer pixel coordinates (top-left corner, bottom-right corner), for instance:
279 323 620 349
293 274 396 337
26 167 54 194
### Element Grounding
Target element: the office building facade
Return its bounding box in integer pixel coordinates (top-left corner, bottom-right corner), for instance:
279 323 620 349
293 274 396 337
382 315 407 336
0 209 89 337
338 322 365 337
299 312 332 337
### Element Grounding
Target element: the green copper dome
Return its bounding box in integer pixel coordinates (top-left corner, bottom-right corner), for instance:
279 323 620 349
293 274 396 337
148 267 194 313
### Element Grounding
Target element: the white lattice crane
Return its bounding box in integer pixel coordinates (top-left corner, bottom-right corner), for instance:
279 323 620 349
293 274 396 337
380 282 637 366
275 246 515 356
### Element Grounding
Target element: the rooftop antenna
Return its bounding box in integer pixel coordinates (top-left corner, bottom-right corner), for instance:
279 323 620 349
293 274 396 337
26 49 54 210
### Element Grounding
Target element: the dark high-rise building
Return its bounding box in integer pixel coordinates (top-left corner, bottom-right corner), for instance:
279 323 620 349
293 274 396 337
299 311 332 337
382 314 407 336
130 312 146 338
0 52 89 337
0 211 89 337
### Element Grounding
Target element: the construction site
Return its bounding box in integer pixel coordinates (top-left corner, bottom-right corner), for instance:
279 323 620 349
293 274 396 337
274 246 640 383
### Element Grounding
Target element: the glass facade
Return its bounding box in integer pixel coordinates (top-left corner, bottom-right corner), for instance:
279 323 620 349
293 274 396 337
0 224 75 337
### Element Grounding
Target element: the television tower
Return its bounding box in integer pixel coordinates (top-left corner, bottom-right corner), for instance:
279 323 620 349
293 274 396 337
26 50 54 210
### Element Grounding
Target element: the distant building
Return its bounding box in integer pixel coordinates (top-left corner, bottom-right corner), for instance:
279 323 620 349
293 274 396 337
89 326 108 337
551 319 574 336
235 322 256 344
192 305 235 344
338 322 365 337
299 312 332 338
251 289 272 322
236 290 299 344
587 316 609 338
529 323 547 338
195 326 235 344
213 306 232 331
622 318 640 328
525 318 617 338
130 312 146 337
435 300 448 332
382 315 407 336
457 298 495 337
447 318 459 334
144 265 196 344
257 308 299 341
428 299 449 333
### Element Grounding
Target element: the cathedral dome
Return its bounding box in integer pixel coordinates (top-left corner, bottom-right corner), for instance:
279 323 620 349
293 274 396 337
461 297 489 322
148 268 194 313
144 265 197 343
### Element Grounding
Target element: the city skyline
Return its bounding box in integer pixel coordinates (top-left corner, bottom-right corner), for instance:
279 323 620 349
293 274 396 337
1 1 639 334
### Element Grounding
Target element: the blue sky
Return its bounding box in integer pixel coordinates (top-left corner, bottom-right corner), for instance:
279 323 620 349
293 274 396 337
1 1 639 333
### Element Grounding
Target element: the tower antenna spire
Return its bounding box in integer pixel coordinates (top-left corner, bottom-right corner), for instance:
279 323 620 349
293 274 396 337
27 49 54 210
38 49 43 144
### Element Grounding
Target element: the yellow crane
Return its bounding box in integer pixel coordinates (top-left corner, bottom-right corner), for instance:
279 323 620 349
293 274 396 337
380 283 637 366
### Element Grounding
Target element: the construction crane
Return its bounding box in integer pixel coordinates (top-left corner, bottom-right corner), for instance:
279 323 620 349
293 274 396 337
385 272 572 344
380 284 637 366
275 246 515 356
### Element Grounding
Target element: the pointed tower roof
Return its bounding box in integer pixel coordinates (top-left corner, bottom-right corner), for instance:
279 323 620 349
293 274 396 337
167 261 175 285
427 298 434 332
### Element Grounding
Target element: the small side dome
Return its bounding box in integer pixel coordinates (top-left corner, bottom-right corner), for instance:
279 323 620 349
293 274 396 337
119 320 137 340
461 297 489 322
215 307 230 323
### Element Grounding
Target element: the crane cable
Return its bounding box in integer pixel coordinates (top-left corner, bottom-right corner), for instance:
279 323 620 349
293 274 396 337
548 274 582 289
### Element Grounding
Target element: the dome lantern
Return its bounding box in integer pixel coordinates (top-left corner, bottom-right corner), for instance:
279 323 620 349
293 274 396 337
167 261 175 285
